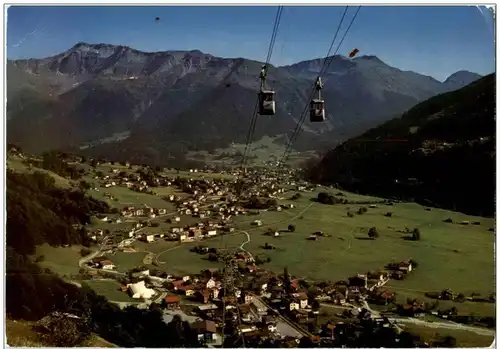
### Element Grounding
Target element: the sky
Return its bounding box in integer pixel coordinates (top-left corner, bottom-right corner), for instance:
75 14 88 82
6 5 496 81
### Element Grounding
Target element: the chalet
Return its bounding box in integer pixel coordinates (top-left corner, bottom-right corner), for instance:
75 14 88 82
206 230 217 237
292 292 309 309
206 278 216 289
192 320 219 344
164 296 180 309
348 274 368 288
196 290 210 304
238 324 258 334
241 293 253 304
99 260 115 270
331 292 346 305
178 285 196 297
399 260 413 273
238 305 253 323
171 280 185 290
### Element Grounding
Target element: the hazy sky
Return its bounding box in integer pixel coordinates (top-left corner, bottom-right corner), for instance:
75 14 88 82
6 5 495 81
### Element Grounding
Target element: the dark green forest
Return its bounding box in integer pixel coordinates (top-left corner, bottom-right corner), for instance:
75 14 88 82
307 74 496 217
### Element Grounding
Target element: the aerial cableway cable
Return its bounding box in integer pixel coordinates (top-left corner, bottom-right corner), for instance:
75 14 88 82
278 6 361 167
240 6 283 176
277 5 350 167
221 9 283 347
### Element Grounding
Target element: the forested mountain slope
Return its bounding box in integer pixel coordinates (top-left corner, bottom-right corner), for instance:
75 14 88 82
307 73 496 216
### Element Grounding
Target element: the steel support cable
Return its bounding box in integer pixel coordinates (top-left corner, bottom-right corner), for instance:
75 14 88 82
279 6 362 166
236 5 283 199
240 6 283 174
225 11 284 347
277 5 349 167
224 12 285 345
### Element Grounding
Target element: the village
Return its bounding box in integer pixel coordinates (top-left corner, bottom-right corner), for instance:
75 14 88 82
70 160 495 347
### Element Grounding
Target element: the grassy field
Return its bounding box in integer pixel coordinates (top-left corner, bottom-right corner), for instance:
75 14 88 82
186 136 313 167
401 323 495 347
108 251 149 272
133 240 179 254
34 244 91 277
7 156 73 188
83 279 141 303
157 187 495 315
91 186 176 209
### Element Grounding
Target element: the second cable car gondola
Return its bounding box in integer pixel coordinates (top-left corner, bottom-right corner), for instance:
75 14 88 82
258 65 276 116
310 77 325 122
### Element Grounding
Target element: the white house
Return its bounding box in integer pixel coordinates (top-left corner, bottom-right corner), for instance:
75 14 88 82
207 230 217 236
206 278 216 289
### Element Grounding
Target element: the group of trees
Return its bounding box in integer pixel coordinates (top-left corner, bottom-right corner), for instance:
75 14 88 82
245 195 278 210
316 192 348 205
41 151 85 179
7 170 110 255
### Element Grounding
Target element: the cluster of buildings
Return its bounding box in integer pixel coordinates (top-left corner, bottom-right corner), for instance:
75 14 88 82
91 253 417 347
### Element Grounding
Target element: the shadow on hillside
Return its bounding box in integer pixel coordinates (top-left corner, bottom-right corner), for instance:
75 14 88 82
354 237 374 241
401 236 416 241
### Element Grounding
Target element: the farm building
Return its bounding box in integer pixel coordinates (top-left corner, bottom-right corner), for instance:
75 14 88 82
127 280 156 299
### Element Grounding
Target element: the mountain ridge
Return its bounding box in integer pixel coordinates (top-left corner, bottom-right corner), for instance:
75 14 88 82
9 42 483 82
7 42 484 163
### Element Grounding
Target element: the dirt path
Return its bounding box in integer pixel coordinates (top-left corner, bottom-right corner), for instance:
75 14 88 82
239 231 252 258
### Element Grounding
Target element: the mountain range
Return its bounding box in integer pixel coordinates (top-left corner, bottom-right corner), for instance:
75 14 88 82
7 42 483 164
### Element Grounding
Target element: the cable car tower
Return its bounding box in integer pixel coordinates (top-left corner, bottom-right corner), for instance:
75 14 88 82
258 65 276 116
310 77 326 122
220 251 246 348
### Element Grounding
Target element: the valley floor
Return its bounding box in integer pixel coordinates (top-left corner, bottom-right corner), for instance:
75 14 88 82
8 155 495 347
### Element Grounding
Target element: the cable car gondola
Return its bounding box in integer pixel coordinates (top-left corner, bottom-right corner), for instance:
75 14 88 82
310 77 325 122
258 65 276 116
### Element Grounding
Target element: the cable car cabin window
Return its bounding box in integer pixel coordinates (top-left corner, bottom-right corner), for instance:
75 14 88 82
310 99 326 122
259 91 276 116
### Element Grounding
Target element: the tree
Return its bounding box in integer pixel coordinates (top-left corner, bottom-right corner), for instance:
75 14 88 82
80 248 92 257
288 224 296 232
455 293 466 303
79 180 91 192
437 335 457 347
317 192 338 205
283 267 291 294
37 313 90 347
368 227 379 239
411 228 421 240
